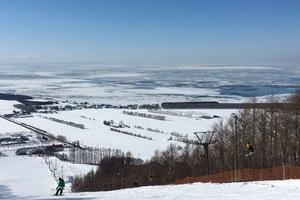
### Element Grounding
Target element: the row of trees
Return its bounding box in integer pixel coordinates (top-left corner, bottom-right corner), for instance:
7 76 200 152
211 93 300 172
110 128 153 141
72 91 299 192
72 142 212 192
122 111 166 121
41 116 85 129
68 147 126 165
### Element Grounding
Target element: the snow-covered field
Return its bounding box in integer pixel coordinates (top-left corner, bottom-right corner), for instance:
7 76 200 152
1 155 300 200
0 100 20 115
0 117 29 133
14 108 235 160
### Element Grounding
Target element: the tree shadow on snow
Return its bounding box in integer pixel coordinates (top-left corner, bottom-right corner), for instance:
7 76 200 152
0 185 20 199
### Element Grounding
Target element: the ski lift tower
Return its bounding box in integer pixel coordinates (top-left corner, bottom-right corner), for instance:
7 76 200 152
194 131 216 175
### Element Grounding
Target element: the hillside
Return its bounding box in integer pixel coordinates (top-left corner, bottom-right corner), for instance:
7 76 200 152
1 156 300 200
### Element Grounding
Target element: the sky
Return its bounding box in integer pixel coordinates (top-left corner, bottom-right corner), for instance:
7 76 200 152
0 0 300 65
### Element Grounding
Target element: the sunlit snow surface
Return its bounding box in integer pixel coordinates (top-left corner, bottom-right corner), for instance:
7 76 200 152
0 155 300 200
0 116 28 133
15 108 235 160
0 64 298 104
0 100 20 115
40 180 300 200
0 156 96 200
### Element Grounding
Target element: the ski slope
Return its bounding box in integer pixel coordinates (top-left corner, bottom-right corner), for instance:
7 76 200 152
0 156 55 199
1 155 300 200
38 180 300 200
0 155 97 199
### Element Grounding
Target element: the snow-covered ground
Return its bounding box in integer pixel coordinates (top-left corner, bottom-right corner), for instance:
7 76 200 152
0 156 55 199
0 100 20 115
0 117 29 133
14 108 235 160
41 180 300 200
1 155 300 200
0 155 96 200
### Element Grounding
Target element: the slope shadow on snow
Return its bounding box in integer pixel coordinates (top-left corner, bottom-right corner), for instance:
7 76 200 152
0 185 20 199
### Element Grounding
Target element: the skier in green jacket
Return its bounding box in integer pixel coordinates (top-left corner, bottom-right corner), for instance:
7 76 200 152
55 178 65 196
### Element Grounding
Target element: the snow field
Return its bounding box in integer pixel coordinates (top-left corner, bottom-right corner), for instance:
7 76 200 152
35 180 300 200
0 117 29 133
0 155 97 199
0 156 55 199
0 100 20 115
15 109 235 160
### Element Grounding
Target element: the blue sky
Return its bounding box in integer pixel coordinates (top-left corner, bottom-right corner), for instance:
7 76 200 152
0 0 299 65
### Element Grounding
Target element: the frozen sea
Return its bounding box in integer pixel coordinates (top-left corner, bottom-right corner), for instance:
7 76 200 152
0 64 299 104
